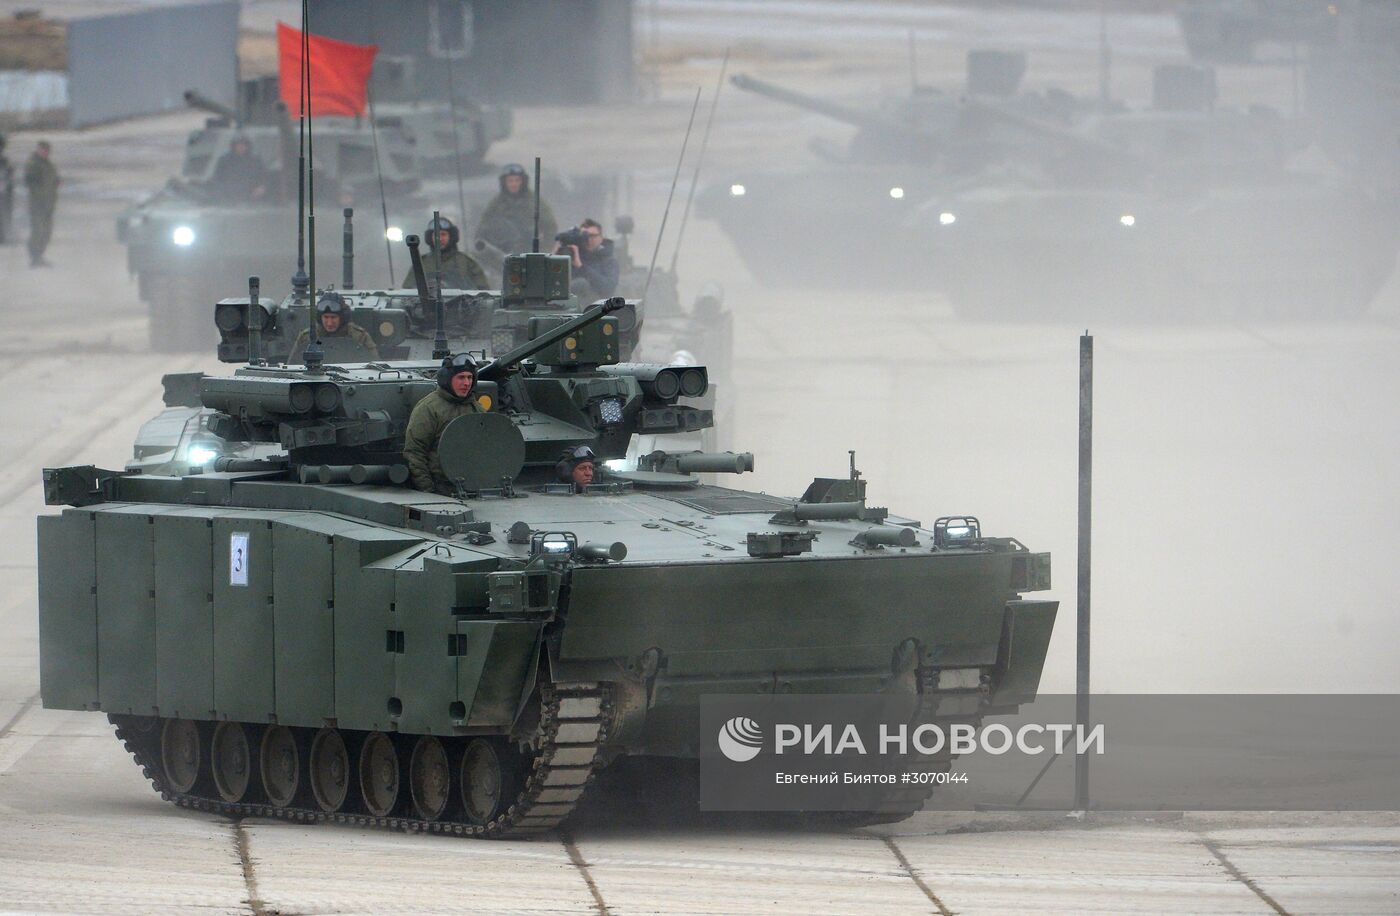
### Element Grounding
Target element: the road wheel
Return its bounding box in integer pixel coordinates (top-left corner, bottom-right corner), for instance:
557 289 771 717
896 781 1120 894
259 725 300 808
309 728 352 813
210 721 253 803
359 732 400 817
458 738 515 826
160 719 201 795
408 735 451 821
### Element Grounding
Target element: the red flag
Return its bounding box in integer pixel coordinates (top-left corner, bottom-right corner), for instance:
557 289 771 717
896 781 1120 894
277 22 378 118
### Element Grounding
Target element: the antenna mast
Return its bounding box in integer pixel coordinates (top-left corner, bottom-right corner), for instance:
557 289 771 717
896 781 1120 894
366 85 396 283
445 53 469 234
296 1 324 371
669 50 729 274
642 87 702 304
531 157 542 253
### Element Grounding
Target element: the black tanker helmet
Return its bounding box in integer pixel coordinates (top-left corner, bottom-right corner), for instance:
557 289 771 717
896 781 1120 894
555 445 597 482
425 215 459 250
500 162 529 193
315 291 347 317
437 352 477 394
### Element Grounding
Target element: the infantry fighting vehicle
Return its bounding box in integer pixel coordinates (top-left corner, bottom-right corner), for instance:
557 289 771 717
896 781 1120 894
39 299 1055 837
118 77 427 352
133 227 731 477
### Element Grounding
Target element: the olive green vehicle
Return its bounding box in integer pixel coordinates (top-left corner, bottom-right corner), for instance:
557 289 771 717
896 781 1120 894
39 298 1054 837
118 76 436 352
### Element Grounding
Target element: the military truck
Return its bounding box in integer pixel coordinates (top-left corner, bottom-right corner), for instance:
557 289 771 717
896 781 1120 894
39 299 1056 837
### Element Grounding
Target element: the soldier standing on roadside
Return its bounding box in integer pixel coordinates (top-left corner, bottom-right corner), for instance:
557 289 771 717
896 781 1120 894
0 135 14 244
24 140 59 267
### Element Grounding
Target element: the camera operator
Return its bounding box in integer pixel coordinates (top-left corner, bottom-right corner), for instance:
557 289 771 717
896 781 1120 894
553 219 618 298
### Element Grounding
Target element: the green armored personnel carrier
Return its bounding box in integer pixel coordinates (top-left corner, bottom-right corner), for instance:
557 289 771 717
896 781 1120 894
39 296 1054 836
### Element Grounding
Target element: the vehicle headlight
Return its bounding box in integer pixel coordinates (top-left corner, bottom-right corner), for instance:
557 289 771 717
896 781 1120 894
729 183 746 197
1119 214 1136 227
592 396 625 427
171 225 196 247
187 445 219 466
939 211 956 226
889 186 905 199
385 226 405 242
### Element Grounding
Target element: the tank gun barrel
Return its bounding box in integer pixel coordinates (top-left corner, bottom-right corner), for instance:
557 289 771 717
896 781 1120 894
184 89 240 124
479 297 625 382
730 73 938 143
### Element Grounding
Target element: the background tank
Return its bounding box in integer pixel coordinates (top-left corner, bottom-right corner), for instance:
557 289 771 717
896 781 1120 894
39 300 1055 837
913 63 1400 319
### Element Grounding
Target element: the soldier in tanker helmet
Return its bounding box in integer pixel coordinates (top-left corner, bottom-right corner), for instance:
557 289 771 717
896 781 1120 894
403 352 484 494
289 292 379 363
555 445 597 493
402 215 488 293
475 163 557 256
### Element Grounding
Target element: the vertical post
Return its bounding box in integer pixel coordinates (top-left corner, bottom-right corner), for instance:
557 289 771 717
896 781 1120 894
1074 331 1093 813
532 157 542 254
342 207 354 289
246 276 261 366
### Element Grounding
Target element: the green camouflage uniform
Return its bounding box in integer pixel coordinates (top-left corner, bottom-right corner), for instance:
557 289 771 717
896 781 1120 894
402 248 489 292
403 387 482 494
476 191 557 257
23 151 58 264
289 321 379 364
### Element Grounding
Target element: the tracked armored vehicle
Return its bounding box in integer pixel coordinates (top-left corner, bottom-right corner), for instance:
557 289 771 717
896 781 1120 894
42 294 1052 837
915 64 1400 319
119 77 428 352
699 51 1089 287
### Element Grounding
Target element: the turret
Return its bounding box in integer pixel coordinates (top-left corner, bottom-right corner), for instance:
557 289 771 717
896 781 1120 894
196 297 715 494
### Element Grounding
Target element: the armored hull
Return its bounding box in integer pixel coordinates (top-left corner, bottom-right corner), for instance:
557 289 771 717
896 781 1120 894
41 466 1053 836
